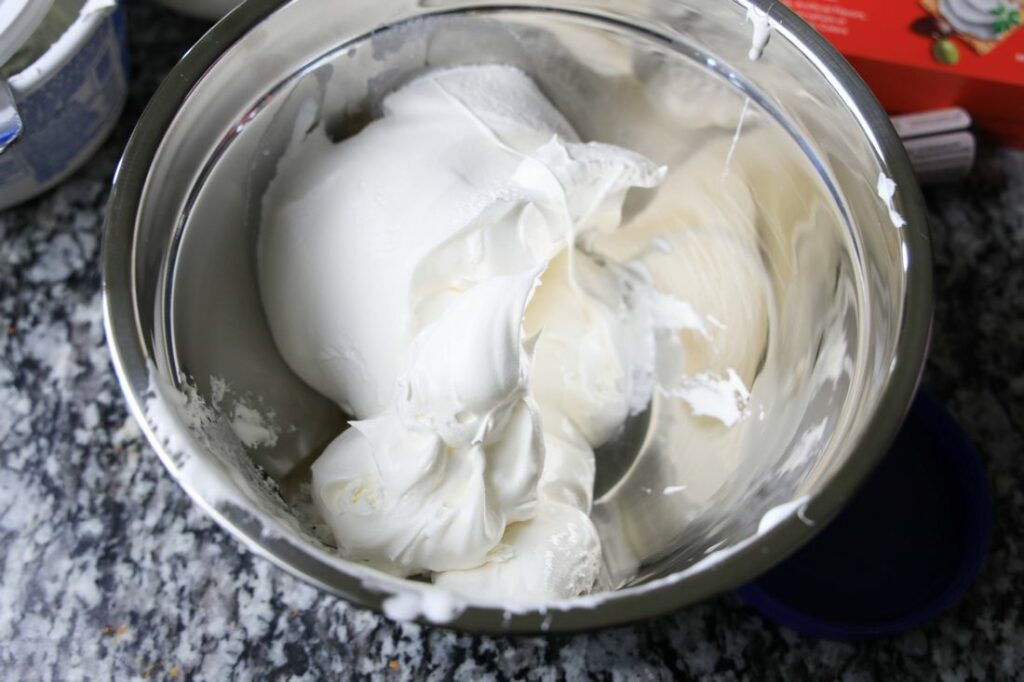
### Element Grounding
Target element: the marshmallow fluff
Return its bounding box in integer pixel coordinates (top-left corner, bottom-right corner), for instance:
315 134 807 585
259 65 755 603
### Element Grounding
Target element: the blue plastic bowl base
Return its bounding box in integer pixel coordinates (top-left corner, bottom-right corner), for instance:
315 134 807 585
735 391 992 640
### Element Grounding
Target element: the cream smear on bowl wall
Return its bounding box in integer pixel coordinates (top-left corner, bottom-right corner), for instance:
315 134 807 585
108 0 930 631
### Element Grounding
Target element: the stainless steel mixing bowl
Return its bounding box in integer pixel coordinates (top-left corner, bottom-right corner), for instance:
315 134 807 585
103 0 932 633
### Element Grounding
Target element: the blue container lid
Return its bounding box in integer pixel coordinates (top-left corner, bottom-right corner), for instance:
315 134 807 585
736 390 991 640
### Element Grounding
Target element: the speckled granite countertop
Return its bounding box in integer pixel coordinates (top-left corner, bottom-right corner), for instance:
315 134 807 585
1 2 1021 679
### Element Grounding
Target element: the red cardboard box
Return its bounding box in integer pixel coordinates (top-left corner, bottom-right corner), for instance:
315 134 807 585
783 0 1024 146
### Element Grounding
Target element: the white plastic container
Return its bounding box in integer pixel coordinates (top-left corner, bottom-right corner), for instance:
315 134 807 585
0 0 128 210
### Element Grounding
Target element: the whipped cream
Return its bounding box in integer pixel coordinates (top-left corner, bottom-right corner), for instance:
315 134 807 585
259 65 755 603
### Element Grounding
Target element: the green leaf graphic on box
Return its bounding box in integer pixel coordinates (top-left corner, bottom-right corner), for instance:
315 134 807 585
990 5 1021 35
